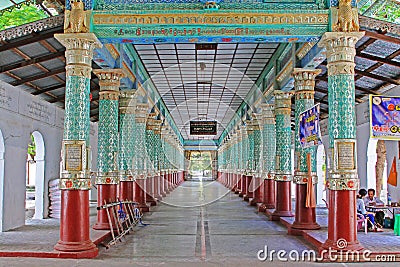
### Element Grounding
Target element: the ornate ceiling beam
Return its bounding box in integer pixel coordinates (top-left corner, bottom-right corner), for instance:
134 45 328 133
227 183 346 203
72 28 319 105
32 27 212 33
9 67 65 86
0 50 65 73
0 29 62 52
31 83 65 95
356 51 400 68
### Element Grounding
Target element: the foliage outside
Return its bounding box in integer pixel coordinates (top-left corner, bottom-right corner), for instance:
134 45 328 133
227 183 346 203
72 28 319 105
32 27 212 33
359 1 400 23
0 4 48 31
189 151 212 173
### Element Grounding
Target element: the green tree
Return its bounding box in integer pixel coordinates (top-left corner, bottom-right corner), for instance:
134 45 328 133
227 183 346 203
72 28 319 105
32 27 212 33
0 4 48 31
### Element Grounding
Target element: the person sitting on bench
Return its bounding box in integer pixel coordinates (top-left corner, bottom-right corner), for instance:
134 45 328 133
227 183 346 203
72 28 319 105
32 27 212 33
363 188 385 227
357 189 383 232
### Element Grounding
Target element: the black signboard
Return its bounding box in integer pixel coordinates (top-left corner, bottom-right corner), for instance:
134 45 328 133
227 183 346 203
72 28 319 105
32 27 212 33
190 121 217 135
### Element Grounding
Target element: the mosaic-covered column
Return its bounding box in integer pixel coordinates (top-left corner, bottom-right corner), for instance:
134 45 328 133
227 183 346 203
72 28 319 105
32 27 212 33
319 31 365 251
54 33 101 255
244 121 255 201
233 128 240 193
291 68 321 232
261 104 276 210
133 103 150 212
271 91 294 221
93 69 125 230
239 124 248 197
145 114 157 206
152 119 162 200
250 115 263 206
118 90 136 201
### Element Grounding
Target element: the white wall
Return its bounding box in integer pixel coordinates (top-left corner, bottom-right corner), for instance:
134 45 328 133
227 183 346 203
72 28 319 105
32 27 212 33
0 80 98 231
319 86 400 203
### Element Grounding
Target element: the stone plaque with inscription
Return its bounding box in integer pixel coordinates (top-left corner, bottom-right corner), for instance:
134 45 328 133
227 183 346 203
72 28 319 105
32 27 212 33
336 141 355 170
65 144 83 171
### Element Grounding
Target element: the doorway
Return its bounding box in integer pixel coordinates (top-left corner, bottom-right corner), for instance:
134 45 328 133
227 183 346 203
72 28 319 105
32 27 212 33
25 131 45 220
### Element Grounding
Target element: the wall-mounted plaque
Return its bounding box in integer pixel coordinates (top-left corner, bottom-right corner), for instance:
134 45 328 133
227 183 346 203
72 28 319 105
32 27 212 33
65 143 83 171
190 121 217 135
336 141 356 170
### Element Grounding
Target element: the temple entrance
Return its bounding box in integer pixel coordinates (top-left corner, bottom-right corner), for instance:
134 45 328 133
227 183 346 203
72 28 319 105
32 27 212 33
188 151 213 181
25 131 45 220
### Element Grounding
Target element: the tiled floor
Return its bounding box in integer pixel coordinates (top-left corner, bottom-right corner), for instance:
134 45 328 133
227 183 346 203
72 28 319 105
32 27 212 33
0 181 399 266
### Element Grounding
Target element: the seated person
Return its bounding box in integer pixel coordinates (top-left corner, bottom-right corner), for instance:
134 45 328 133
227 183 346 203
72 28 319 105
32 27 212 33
363 188 385 226
357 189 383 231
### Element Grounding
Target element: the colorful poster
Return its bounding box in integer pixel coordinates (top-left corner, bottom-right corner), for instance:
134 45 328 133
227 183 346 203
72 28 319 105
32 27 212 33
370 95 400 140
299 104 322 148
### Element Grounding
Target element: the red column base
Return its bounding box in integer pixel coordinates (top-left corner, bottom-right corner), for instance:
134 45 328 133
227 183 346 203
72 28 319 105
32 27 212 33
119 181 133 202
55 190 97 256
54 240 98 254
250 177 263 206
93 184 117 230
291 184 320 231
319 190 363 253
271 180 293 220
263 179 276 210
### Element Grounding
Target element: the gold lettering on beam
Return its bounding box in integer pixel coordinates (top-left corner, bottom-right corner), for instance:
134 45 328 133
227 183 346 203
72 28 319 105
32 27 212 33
93 13 328 26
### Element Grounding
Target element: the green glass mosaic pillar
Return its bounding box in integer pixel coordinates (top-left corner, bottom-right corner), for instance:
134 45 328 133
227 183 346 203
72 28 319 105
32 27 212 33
145 114 157 206
291 68 321 232
118 90 137 201
318 31 365 252
250 115 263 205
244 122 254 201
54 33 101 254
239 125 248 197
235 128 243 194
261 104 276 209
271 90 294 220
133 103 150 212
93 69 125 230
152 119 163 200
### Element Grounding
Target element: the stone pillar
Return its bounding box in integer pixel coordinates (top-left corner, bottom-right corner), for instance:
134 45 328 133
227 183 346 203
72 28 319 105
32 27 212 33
93 69 125 230
271 91 294 221
133 103 150 212
54 32 101 255
291 68 321 233
261 104 276 210
118 90 136 201
318 31 365 252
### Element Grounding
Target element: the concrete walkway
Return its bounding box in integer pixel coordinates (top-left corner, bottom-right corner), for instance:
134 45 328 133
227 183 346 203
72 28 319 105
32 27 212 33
0 181 399 266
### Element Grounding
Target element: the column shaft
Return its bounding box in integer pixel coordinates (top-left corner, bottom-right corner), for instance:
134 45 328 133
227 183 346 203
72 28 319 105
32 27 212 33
271 91 294 220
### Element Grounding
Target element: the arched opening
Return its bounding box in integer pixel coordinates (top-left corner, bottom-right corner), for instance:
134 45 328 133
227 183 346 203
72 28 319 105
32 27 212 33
0 129 4 230
316 144 327 206
25 131 45 220
367 138 388 203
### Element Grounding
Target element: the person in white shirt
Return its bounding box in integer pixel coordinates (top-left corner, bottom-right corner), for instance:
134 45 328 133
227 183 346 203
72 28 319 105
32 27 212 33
363 188 385 227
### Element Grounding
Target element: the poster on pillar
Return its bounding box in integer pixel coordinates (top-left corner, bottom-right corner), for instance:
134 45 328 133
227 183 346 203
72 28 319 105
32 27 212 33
370 95 400 140
298 104 322 148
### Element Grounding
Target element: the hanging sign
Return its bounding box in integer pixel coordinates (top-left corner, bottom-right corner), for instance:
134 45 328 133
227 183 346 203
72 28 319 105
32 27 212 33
190 121 217 135
298 103 322 148
370 95 400 140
